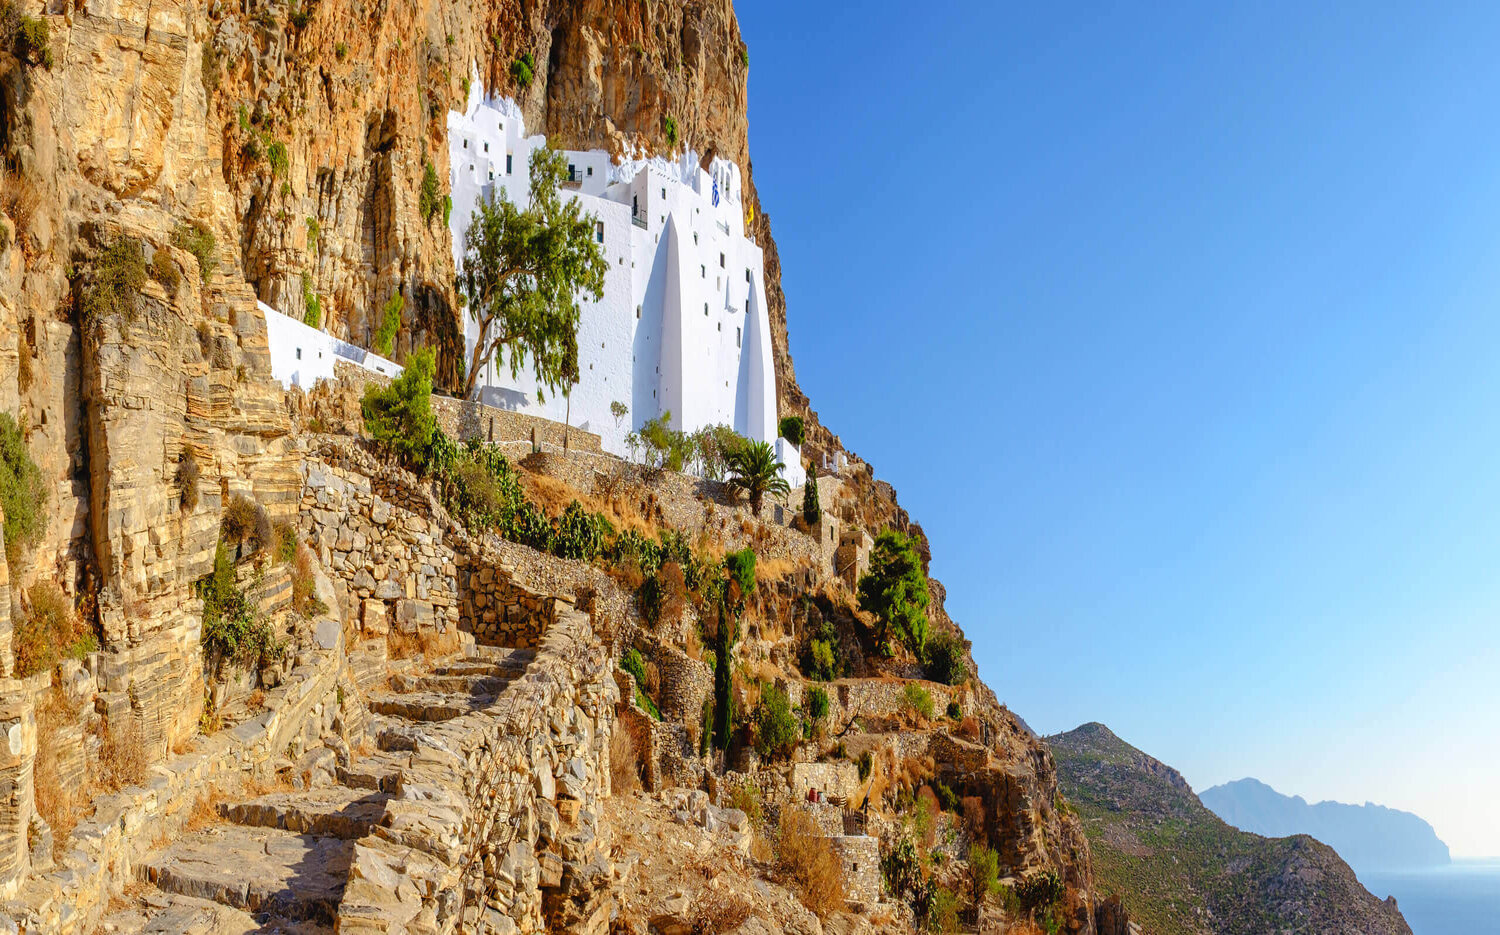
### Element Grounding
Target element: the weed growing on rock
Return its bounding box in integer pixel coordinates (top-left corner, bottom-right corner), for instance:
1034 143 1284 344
0 412 47 565
171 222 217 283
82 235 146 324
775 808 845 919
14 582 95 677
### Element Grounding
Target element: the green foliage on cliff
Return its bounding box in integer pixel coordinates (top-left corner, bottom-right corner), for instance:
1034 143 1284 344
14 582 95 678
374 289 403 357
923 631 968 686
777 415 804 447
172 222 218 283
82 236 146 324
419 161 441 226
510 52 534 88
663 115 679 148
199 540 283 675
361 346 436 469
857 528 929 656
0 412 48 566
752 683 798 759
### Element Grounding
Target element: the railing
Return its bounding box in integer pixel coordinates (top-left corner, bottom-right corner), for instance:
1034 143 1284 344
561 179 583 189
842 805 867 836
631 214 649 230
716 220 730 235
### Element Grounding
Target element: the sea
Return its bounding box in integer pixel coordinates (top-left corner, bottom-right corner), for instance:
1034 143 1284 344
1360 859 1500 935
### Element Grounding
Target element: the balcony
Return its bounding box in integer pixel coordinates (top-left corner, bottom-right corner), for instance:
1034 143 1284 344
716 219 730 235
631 213 649 230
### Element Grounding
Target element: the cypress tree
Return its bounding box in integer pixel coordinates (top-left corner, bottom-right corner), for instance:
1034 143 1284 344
802 463 821 526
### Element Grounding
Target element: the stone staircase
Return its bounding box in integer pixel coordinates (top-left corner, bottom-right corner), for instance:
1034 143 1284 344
121 646 537 933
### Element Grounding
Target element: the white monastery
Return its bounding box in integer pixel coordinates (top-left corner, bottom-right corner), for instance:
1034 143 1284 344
445 79 804 486
263 72 803 487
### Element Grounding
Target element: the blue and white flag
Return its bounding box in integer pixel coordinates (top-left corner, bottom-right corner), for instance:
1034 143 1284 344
712 178 720 207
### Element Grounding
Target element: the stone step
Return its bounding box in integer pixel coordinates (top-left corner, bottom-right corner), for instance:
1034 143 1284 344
96 891 267 935
433 654 531 678
336 750 411 793
140 826 353 925
366 690 495 722
220 787 391 840
387 671 508 695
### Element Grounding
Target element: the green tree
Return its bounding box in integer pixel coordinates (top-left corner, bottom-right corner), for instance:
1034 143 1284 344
725 439 789 517
0 413 47 566
967 845 1002 915
802 462 821 526
777 415 804 446
857 528 930 656
456 148 607 400
361 346 437 470
923 631 968 686
752 683 798 759
374 290 403 357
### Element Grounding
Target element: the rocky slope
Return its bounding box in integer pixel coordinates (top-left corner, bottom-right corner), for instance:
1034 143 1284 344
1200 777 1450 874
1050 723 1412 935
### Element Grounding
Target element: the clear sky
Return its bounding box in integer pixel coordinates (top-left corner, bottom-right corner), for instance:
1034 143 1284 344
738 2 1500 857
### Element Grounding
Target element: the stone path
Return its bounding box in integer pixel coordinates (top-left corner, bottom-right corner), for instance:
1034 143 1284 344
119 645 536 933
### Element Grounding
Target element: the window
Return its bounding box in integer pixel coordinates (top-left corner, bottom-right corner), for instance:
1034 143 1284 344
488 169 494 180
704 303 709 315
587 166 594 177
463 139 468 149
595 221 604 243
661 187 666 199
693 233 698 245
636 305 641 319
483 142 489 153
736 327 741 347
700 265 706 278
506 153 513 173
746 268 752 283
717 322 721 332
719 252 725 268
295 347 302 360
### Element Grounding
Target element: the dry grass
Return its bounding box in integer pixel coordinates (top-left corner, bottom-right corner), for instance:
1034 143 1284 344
775 808 846 919
98 714 150 792
609 726 641 795
246 689 266 711
691 889 753 935
385 626 459 661
34 687 82 852
185 783 226 831
0 168 39 256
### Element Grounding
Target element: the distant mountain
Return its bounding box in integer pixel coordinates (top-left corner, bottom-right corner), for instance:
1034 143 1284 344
1049 723 1412 935
1200 778 1450 873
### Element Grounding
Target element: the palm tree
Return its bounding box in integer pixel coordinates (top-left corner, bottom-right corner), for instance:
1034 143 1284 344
726 440 790 517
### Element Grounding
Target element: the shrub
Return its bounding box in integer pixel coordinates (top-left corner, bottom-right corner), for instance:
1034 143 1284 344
442 193 452 227
724 547 755 601
968 844 1001 911
14 582 95 677
221 494 271 553
881 835 925 909
201 42 219 94
172 222 218 283
17 14 52 68
175 450 201 512
900 683 934 721
663 114 679 148
149 249 181 293
775 808 845 918
288 4 308 28
629 411 693 471
620 648 660 719
807 685 829 721
802 462 820 526
373 289 403 357
727 777 763 826
334 41 348 59
857 750 873 782
752 683 798 759
291 545 324 616
946 700 962 720
0 413 47 566
1016 870 1065 921
419 161 440 225
857 527 930 656
777 415 804 447
554 500 612 561
610 725 641 794
98 713 147 792
924 631 968 686
800 612 843 681
509 52 534 87
266 140 289 177
738 44 749 68
361 346 436 469
301 270 321 329
272 521 297 563
200 540 282 673
82 236 147 324
934 780 961 813
610 400 628 422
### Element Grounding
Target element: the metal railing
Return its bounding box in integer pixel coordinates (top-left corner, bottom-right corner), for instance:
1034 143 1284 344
716 220 730 235
631 214 648 230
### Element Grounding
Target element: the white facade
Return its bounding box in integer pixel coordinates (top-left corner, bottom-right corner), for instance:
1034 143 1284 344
262 302 402 389
447 76 804 488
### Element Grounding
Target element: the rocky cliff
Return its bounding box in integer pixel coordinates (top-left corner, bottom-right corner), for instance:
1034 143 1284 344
0 0 1116 931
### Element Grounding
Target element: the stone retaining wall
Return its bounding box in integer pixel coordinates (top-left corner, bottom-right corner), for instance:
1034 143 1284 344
431 395 603 454
460 562 555 648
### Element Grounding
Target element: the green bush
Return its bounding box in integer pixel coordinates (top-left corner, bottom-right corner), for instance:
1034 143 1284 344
17 14 52 68
510 52 534 87
554 500 612 561
305 215 320 252
619 648 659 719
334 41 347 60
1016 870 1065 920
934 780 961 813
927 886 961 934
738 45 749 68
663 114 679 148
266 140 289 177
361 346 436 470
419 161 441 225
82 235 147 324
807 685 829 721
221 493 272 554
946 700 961 719
968 844 1002 910
724 547 755 600
800 612 843 681
14 582 95 678
149 250 181 293
273 521 297 563
301 270 321 329
200 540 283 673
900 683 934 720
881 836 925 908
373 289 403 357
857 528 930 657
777 415 804 447
923 631 968 686
172 222 218 283
857 749 873 782
0 413 47 566
442 193 452 227
753 683 799 759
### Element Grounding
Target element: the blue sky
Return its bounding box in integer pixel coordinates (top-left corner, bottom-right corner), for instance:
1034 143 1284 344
738 2 1500 856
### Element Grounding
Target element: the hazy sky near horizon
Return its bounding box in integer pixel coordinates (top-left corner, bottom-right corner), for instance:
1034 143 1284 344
738 2 1500 856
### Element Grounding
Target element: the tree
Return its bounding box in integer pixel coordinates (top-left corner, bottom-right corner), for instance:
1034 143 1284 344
725 439 789 517
361 346 437 470
857 528 930 656
752 683 799 759
374 290 403 358
456 148 607 400
778 415 804 447
802 462 821 526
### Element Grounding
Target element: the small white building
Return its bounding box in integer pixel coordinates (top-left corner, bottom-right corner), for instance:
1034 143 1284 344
446 74 804 488
261 302 402 389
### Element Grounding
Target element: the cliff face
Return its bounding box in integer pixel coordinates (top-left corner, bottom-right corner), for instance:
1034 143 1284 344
0 0 1104 928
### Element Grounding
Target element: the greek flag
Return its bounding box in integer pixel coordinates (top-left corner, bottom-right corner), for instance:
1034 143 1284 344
712 178 720 207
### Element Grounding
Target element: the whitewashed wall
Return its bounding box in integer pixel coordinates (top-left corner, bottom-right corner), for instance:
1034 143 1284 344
261 302 401 389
